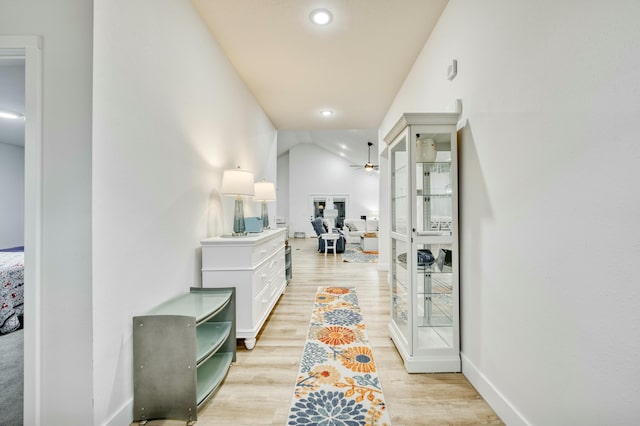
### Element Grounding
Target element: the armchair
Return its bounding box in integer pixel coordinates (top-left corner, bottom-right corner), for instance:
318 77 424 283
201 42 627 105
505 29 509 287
310 217 346 253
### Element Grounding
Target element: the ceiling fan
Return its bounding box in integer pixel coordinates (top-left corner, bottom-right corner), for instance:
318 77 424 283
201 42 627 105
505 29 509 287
350 141 379 171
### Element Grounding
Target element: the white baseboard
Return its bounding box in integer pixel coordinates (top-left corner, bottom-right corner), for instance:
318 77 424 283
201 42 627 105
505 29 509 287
461 352 530 426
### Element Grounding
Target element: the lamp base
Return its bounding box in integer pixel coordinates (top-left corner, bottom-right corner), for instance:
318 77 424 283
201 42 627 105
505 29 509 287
261 201 270 229
233 198 246 235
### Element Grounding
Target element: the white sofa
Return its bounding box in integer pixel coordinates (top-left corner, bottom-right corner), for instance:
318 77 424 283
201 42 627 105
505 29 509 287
342 218 379 244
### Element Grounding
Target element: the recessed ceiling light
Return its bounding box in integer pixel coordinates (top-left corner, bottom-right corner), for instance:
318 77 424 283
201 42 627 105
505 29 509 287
310 9 332 25
321 110 333 117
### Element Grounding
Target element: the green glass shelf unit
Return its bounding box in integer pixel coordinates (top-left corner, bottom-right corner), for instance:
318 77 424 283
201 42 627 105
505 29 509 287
133 287 236 424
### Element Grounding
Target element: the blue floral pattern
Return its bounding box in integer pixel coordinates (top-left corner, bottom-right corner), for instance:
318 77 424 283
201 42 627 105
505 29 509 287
289 390 366 425
323 309 362 327
300 342 329 373
288 287 390 426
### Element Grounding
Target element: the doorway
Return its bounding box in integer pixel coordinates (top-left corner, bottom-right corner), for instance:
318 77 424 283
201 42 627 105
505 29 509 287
0 36 43 426
310 194 349 229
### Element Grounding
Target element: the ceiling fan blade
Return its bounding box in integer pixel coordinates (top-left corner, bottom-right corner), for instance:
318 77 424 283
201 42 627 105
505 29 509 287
347 142 379 171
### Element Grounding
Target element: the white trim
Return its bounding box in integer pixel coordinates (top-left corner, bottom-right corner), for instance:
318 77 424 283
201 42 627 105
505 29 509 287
461 352 530 426
0 35 43 426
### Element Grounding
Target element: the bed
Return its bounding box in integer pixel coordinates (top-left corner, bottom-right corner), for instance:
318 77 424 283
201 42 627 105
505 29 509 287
0 246 24 335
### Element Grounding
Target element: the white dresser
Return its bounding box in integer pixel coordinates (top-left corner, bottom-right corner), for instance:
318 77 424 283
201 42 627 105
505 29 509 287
201 228 287 349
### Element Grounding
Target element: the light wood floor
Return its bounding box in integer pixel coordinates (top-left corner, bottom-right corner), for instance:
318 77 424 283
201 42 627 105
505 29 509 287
145 237 503 425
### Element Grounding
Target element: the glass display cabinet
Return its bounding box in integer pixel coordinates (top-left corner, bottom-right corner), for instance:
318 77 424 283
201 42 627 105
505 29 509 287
384 112 461 373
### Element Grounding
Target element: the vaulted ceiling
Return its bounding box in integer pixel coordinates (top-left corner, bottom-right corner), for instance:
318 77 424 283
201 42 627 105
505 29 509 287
192 0 448 164
0 1 448 161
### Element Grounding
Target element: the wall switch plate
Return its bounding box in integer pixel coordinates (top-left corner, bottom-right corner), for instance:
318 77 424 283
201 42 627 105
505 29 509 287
447 59 457 80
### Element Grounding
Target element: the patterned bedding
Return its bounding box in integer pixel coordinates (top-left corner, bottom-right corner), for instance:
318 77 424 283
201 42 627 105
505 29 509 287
0 251 24 334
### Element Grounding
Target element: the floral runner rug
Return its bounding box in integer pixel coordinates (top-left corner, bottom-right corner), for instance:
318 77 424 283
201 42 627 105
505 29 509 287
341 247 378 263
287 287 391 425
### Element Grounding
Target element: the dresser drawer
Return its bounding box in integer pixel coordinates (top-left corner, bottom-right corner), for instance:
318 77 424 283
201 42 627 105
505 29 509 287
253 264 286 323
251 247 285 295
251 235 285 266
253 281 273 324
202 229 286 270
251 260 271 296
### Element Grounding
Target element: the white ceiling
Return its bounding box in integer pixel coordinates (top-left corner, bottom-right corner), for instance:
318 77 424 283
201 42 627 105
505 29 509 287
0 2 448 161
192 0 448 164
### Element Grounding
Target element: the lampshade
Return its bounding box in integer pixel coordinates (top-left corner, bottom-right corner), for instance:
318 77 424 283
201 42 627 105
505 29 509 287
221 167 255 196
253 181 276 202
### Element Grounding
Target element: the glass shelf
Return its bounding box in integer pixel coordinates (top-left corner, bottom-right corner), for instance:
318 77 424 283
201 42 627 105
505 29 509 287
196 321 232 365
196 352 234 406
417 193 452 198
416 162 451 173
146 290 233 324
417 274 451 295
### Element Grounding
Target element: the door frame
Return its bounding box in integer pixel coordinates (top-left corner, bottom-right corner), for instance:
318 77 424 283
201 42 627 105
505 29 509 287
0 35 43 425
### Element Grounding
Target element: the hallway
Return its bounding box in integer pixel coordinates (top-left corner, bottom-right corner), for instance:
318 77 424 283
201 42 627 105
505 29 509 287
188 237 502 425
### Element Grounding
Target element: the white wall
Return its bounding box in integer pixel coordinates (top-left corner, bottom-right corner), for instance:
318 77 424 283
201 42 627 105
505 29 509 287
0 2 94 425
380 1 640 424
92 0 276 424
0 143 24 248
277 151 290 221
286 143 379 238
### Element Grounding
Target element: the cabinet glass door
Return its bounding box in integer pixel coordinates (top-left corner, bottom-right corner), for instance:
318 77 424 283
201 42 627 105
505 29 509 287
415 133 452 236
391 238 410 343
385 113 460 372
415 243 453 349
391 134 408 234
390 133 410 347
413 130 456 352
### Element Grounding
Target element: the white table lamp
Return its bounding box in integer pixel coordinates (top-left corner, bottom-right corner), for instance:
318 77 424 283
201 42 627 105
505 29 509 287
254 180 276 229
221 166 255 235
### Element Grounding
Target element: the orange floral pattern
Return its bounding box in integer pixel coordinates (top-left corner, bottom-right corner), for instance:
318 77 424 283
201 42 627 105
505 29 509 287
340 346 377 373
317 326 356 346
325 287 351 295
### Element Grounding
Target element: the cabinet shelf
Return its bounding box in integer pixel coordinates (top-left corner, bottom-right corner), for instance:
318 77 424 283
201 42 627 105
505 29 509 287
147 290 233 323
418 294 453 326
417 265 452 274
133 288 236 423
418 276 451 296
196 321 233 365
417 193 452 198
416 161 451 173
196 352 234 406
417 315 453 327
